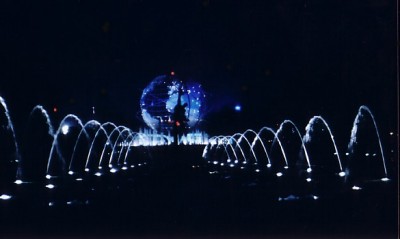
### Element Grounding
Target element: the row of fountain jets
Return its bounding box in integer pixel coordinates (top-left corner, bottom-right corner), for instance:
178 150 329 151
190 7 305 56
0 96 393 191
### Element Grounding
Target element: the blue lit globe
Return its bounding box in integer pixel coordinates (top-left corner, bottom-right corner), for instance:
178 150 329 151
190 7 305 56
140 74 206 131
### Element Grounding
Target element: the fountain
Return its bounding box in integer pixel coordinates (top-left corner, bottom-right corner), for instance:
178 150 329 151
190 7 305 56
0 97 19 191
0 93 394 208
347 105 389 186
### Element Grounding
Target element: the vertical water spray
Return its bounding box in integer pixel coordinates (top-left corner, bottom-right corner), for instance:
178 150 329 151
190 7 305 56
348 105 387 177
257 127 287 167
46 114 85 176
0 96 20 163
277 120 311 169
303 116 344 173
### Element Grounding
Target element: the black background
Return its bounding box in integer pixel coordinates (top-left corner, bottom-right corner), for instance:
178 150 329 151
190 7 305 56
0 0 397 137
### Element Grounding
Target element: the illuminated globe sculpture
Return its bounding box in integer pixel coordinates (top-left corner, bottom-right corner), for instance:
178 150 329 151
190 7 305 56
140 74 206 133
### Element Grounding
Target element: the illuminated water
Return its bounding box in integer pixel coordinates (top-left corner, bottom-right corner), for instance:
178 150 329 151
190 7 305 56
0 96 397 237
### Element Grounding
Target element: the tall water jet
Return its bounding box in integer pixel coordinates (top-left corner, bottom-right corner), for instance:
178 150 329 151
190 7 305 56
303 116 345 188
0 96 19 187
232 132 257 165
46 114 85 177
85 122 117 171
19 105 54 182
256 127 287 168
69 120 101 174
276 120 311 170
347 105 388 183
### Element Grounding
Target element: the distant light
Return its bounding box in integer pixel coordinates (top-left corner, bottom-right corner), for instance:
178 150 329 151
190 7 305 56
267 163 272 168
381 177 390 182
345 152 349 156
255 169 260 173
61 125 69 135
85 168 90 172
95 172 102 177
234 160 239 164
339 171 346 177
234 105 241 112
46 174 52 179
45 184 55 189
53 107 58 113
276 172 283 177
75 178 83 181
284 166 289 169
307 168 312 173
313 195 319 200
389 132 394 135
122 166 128 170
306 178 312 182
170 71 175 76
365 153 369 156
213 161 218 165
227 159 231 163
0 194 12 200
14 180 23 185
48 202 55 207
68 171 74 175
229 164 235 168
110 168 118 173
352 185 362 191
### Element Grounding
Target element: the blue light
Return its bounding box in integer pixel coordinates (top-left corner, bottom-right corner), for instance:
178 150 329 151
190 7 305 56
234 105 241 112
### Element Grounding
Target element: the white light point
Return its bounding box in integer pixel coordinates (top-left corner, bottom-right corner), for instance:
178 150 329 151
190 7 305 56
68 171 74 175
284 165 289 169
255 169 260 173
61 125 69 135
352 185 362 191
15 180 23 185
234 160 239 164
46 184 55 189
227 159 231 163
229 164 235 168
76 178 83 181
345 152 349 156
267 163 272 168
307 168 312 173
122 166 128 170
306 178 312 182
213 161 218 165
46 175 52 179
339 171 346 177
220 163 224 166
95 172 102 177
85 168 90 172
110 168 117 173
313 195 319 200
381 177 390 182
0 194 12 200
276 172 283 177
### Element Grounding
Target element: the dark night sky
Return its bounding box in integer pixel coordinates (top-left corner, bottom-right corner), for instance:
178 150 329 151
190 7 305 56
0 0 397 136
